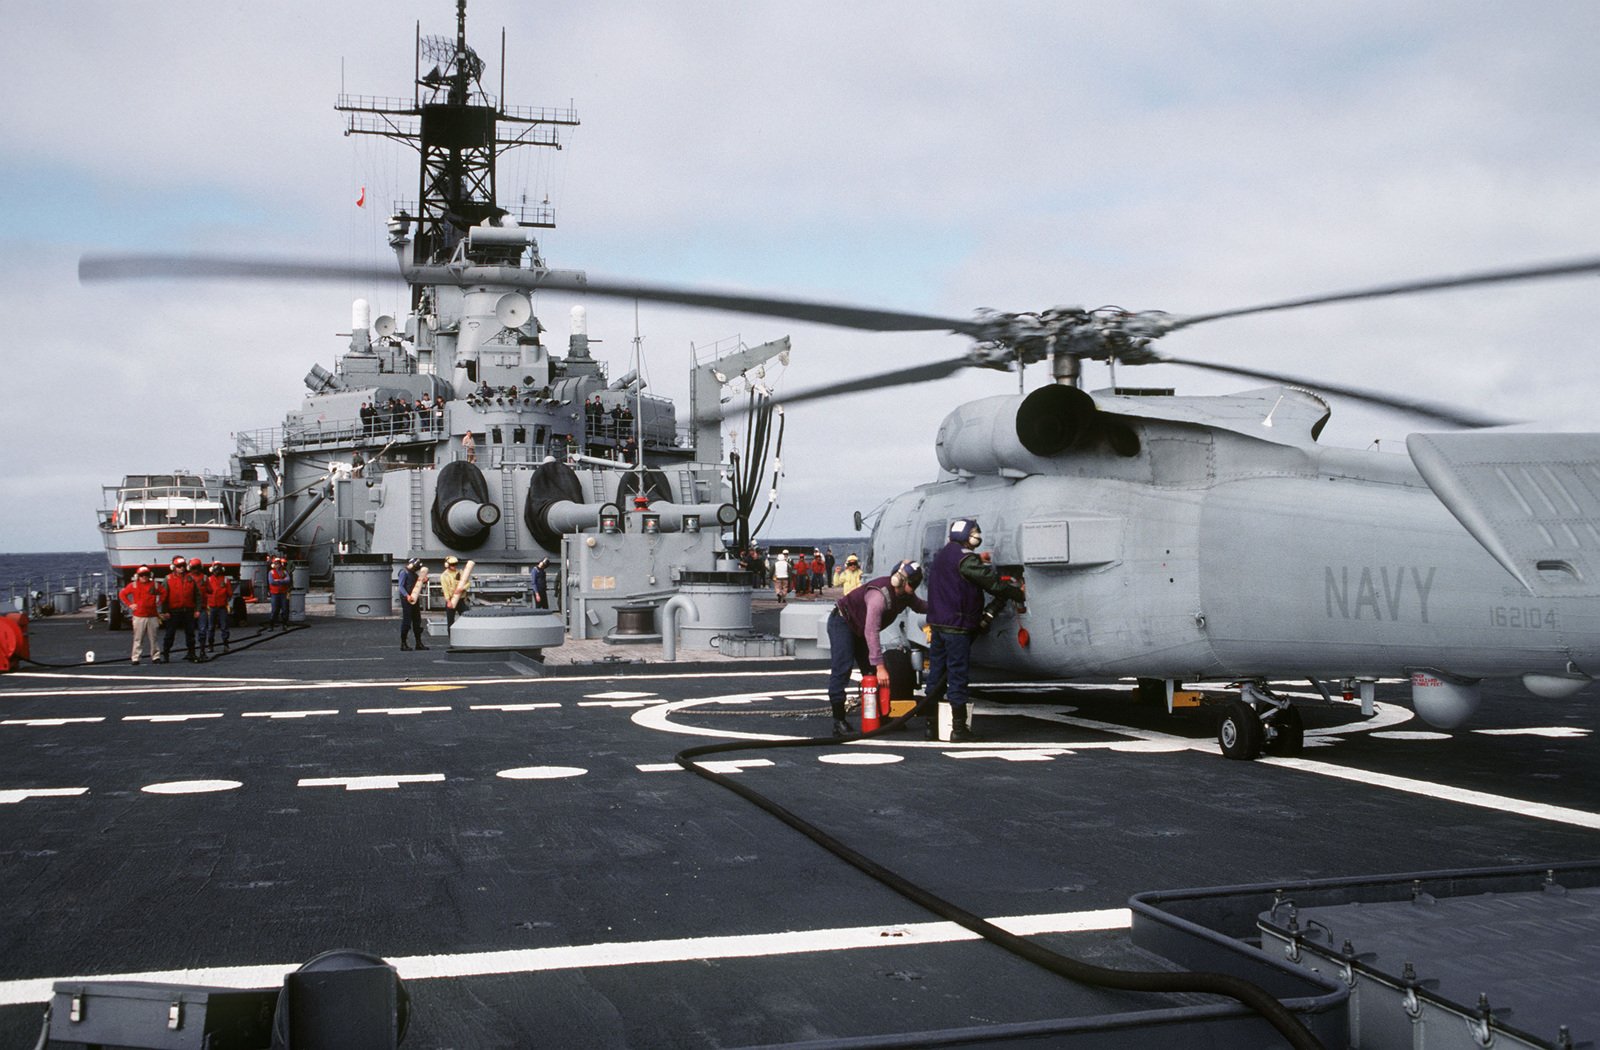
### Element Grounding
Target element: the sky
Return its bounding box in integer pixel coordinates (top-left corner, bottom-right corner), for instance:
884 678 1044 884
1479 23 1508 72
2 1 1598 552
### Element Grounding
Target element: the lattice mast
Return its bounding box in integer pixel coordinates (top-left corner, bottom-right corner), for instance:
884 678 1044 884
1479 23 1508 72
336 0 579 299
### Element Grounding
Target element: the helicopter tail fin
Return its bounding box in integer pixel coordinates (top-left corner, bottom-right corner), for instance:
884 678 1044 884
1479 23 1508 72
1407 432 1600 598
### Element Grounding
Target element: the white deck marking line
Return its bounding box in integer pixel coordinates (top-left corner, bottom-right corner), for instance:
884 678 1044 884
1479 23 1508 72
949 749 1075 762
0 788 88 805
0 907 1131 1006
356 706 452 716
298 774 446 791
123 713 225 723
1473 726 1591 738
1260 757 1600 830
584 691 659 700
470 703 561 712
0 667 830 699
241 710 340 719
4 671 293 685
637 759 775 774
2 717 106 727
579 699 668 708
1005 706 1600 829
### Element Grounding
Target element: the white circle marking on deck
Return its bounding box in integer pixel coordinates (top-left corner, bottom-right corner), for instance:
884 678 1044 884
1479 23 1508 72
141 780 244 795
818 753 903 766
497 766 588 780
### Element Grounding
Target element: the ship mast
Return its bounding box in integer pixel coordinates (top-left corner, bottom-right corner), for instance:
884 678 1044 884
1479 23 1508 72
335 0 579 304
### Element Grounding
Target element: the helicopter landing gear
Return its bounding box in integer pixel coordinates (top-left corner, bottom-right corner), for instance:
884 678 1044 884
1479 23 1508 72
1217 681 1305 760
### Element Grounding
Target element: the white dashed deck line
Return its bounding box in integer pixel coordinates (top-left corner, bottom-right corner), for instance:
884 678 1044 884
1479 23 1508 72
123 713 225 723
2 717 106 727
241 710 340 719
356 706 452 716
0 788 88 805
470 703 561 712
583 691 659 700
948 748 1075 762
298 774 446 791
579 700 667 708
637 759 776 774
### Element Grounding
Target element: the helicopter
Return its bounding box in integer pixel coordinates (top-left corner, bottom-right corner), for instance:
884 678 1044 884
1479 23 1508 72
80 250 1600 758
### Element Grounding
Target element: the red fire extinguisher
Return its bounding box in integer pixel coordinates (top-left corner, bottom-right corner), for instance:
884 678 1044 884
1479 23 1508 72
860 673 880 732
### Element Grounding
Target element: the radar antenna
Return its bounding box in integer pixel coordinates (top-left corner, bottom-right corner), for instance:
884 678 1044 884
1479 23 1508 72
335 0 579 303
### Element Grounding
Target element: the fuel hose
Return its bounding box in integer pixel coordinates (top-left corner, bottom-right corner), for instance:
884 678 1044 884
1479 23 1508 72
673 703 1325 1050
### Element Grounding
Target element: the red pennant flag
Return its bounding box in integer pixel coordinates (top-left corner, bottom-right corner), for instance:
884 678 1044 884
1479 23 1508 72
356 186 366 208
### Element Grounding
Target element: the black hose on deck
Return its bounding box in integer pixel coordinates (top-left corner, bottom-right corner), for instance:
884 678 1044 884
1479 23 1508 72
17 621 310 670
673 706 1325 1050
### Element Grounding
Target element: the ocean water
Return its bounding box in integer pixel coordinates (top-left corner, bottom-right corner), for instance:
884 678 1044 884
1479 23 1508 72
1 551 111 606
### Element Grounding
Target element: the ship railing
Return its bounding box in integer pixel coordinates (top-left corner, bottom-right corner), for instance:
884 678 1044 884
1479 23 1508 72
236 416 446 456
446 445 553 468
335 93 418 115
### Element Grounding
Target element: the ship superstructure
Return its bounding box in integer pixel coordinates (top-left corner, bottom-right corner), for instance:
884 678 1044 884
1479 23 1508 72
221 0 784 638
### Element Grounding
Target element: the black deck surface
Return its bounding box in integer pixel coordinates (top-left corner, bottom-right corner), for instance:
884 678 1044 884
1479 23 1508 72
3 614 1597 1047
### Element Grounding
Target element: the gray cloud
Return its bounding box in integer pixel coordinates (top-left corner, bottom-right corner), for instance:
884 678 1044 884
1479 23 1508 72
3 1 1596 550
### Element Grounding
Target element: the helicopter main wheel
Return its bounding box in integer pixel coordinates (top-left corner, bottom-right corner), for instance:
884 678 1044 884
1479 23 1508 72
1263 704 1305 756
1217 697 1263 760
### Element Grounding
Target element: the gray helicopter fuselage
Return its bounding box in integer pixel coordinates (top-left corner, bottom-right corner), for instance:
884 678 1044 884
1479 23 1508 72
874 386 1600 688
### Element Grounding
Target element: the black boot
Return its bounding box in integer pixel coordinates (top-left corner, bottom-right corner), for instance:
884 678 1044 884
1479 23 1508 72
401 642 412 651
950 705 976 742
415 640 429 650
925 716 939 741
832 718 851 737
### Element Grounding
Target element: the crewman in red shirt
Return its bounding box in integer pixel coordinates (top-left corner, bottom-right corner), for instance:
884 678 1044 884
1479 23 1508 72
266 558 292 628
202 563 233 653
118 565 163 665
159 555 204 663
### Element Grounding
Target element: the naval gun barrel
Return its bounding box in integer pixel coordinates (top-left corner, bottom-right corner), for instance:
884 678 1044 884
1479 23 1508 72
541 501 612 535
445 499 502 534
634 502 737 532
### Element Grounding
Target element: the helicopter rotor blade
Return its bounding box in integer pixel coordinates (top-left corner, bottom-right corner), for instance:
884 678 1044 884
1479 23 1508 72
769 357 973 409
1164 255 1600 333
1154 353 1511 429
696 357 971 424
78 253 984 336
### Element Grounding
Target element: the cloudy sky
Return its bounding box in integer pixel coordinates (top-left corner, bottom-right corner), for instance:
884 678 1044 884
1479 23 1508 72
3 1 1597 553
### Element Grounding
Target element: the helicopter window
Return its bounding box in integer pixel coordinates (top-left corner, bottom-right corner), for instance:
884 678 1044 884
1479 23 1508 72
923 523 946 565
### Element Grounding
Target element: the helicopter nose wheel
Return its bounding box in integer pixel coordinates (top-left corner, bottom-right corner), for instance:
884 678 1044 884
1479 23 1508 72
1218 682 1305 760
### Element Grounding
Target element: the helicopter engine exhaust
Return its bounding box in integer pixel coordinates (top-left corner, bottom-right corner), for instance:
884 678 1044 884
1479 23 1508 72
1016 384 1099 455
935 387 1140 475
